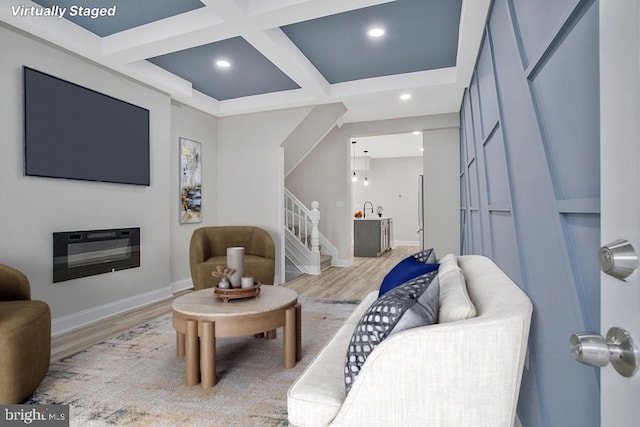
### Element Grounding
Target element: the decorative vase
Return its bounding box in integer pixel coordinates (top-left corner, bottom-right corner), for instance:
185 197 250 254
241 277 254 289
218 278 230 289
227 247 245 288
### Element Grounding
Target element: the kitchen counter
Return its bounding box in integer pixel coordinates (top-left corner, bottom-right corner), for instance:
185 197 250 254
353 218 393 257
354 217 391 220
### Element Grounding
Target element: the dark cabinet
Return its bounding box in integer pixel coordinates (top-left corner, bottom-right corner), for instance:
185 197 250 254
354 218 392 257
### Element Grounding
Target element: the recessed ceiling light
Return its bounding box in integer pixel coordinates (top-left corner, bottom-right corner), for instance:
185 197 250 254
412 131 421 135
215 59 231 68
368 27 385 38
400 93 411 101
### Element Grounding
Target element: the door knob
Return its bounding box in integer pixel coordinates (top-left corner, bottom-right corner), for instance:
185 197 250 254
599 239 638 281
570 327 639 377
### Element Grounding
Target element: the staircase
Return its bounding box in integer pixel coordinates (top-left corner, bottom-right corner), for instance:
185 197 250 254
281 104 345 277
284 189 335 275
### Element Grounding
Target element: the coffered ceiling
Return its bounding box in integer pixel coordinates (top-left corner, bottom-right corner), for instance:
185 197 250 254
2 0 490 122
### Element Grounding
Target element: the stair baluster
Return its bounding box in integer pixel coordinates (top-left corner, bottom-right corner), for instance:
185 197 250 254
310 201 320 253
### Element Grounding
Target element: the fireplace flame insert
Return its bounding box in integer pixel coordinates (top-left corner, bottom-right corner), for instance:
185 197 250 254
53 227 140 283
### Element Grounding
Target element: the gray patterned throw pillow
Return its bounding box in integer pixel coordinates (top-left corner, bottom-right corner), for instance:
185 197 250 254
344 271 439 394
413 248 436 264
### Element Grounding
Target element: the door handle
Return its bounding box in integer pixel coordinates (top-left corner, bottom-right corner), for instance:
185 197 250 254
570 327 639 377
599 239 638 281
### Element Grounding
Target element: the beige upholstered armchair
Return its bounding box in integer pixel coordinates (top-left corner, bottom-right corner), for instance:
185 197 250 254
189 226 276 290
0 264 51 404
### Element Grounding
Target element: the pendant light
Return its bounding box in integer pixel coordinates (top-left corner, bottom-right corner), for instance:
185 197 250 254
351 141 358 182
364 150 369 186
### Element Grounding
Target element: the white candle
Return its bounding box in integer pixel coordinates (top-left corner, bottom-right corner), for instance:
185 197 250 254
227 247 245 288
241 276 254 289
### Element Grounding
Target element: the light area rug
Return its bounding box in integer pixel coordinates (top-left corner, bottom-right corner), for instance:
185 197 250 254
28 297 360 427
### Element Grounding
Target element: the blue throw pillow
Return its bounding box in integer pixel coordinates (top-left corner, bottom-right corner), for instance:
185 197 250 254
378 255 439 297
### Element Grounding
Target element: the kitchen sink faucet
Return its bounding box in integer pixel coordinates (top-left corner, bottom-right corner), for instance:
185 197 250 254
363 201 374 218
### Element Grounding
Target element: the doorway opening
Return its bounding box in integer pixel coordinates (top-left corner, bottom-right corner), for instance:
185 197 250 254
350 132 424 257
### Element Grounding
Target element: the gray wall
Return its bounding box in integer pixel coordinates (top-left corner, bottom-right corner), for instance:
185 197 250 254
460 1 600 426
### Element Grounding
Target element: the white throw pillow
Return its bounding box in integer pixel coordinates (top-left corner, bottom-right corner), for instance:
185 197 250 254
438 254 477 323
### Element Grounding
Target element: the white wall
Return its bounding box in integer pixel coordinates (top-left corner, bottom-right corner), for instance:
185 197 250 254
0 24 172 331
217 107 312 284
352 156 424 245
169 102 218 287
423 127 460 257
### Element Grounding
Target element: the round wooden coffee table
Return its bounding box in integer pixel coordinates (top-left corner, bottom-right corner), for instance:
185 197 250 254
172 285 301 388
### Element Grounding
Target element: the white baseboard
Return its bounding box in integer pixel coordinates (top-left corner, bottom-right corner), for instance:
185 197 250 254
171 278 193 293
392 240 419 247
52 286 173 336
331 258 352 268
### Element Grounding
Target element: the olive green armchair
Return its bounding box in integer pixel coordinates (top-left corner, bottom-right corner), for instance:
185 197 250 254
0 264 51 403
189 226 276 290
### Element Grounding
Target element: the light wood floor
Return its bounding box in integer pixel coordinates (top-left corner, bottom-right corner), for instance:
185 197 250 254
283 246 417 300
50 246 417 361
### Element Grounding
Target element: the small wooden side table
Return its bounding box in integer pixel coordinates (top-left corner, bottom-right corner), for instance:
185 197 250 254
172 285 301 388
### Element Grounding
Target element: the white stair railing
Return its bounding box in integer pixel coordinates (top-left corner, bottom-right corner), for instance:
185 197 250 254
284 189 321 274
285 189 320 253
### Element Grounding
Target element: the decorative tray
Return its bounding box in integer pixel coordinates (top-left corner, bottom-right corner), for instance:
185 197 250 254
214 283 261 302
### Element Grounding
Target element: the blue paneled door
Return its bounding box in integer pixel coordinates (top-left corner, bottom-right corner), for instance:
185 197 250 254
460 0 601 425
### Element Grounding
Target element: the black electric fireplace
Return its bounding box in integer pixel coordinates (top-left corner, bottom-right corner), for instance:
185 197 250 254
53 227 140 283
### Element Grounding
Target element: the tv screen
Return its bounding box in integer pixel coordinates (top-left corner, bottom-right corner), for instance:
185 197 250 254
23 66 150 186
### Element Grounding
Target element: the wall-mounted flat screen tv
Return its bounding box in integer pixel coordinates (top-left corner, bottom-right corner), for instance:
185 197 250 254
23 66 150 186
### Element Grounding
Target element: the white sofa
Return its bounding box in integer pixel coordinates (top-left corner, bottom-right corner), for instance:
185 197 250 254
287 255 533 427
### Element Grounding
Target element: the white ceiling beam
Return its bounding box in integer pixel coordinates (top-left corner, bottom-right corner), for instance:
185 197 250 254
100 9 231 64
199 0 251 28
172 89 223 117
331 68 457 99
202 0 331 98
243 27 331 98
248 0 396 28
217 87 316 116
455 0 491 87
340 85 464 123
119 60 194 98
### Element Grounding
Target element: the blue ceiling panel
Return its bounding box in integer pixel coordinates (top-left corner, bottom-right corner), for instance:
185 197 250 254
148 37 301 100
281 0 462 84
32 0 205 37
